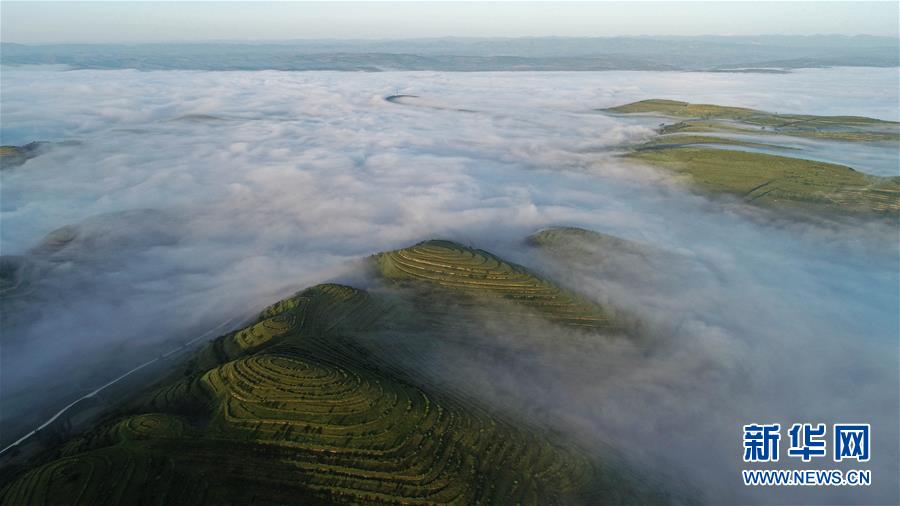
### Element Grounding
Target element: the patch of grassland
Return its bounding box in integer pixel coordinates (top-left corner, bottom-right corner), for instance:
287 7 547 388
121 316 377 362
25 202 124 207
1 251 669 504
638 134 791 151
529 227 655 262
604 100 900 216
658 120 761 135
527 227 699 335
0 146 25 157
0 146 31 169
527 227 707 287
605 99 900 142
607 99 761 118
0 142 47 169
375 239 614 331
628 147 900 215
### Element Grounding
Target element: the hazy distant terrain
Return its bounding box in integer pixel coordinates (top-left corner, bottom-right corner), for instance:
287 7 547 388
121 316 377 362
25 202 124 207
2 35 898 71
1 64 898 505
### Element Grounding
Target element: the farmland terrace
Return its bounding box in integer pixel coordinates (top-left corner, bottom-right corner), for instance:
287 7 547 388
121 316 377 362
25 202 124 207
0 240 670 505
604 99 900 217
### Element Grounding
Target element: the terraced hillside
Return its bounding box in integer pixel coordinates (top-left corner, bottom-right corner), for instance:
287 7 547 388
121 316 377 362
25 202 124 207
529 227 655 263
601 99 900 217
629 147 900 215
1 247 666 505
375 240 613 331
526 227 711 317
604 99 900 142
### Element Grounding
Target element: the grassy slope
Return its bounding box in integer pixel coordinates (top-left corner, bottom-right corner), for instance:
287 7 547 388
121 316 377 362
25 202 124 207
0 146 32 170
637 134 791 151
606 99 900 142
1 243 669 505
629 147 900 215
375 240 614 331
605 99 896 126
0 142 50 170
528 227 655 263
603 99 900 216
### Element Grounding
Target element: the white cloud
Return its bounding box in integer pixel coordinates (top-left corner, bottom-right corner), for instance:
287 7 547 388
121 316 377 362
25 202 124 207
0 67 897 504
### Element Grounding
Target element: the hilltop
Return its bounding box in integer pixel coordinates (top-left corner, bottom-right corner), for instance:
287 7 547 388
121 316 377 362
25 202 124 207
0 143 47 170
0 238 674 505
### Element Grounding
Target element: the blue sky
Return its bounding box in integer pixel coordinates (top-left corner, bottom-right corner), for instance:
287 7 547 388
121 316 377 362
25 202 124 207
2 1 898 43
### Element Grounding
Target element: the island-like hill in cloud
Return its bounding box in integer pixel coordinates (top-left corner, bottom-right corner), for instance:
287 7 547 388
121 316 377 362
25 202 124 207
0 239 675 505
603 100 900 217
0 142 48 170
603 99 900 142
0 141 82 170
375 239 614 331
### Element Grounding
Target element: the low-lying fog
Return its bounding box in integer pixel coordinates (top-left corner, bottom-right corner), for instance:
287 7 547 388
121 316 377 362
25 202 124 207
1 66 897 505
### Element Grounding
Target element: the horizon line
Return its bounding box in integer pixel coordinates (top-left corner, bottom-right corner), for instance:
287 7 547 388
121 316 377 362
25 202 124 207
3 33 898 45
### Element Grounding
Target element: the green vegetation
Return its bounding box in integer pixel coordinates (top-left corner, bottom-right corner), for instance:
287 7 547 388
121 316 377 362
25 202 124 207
529 227 655 264
0 141 82 169
528 226 702 286
605 99 900 142
637 134 790 151
0 143 44 169
527 226 692 336
375 240 613 330
602 99 900 216
607 99 763 118
2 243 667 505
629 147 900 215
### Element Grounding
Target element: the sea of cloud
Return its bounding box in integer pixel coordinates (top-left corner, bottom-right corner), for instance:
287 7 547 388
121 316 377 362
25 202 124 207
0 66 897 504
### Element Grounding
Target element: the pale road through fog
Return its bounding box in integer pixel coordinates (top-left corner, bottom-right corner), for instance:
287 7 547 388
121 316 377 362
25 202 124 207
0 316 240 455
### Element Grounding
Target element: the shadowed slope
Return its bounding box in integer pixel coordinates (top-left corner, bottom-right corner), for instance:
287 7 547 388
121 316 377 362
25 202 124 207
375 240 614 330
2 247 668 504
529 227 655 262
0 142 47 170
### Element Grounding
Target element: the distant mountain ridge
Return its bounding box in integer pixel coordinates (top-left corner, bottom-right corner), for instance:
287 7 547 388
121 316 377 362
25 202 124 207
2 35 897 71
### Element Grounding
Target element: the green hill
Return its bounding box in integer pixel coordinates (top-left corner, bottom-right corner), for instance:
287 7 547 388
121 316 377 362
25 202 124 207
1 242 670 505
0 143 46 170
602 99 900 217
528 227 655 263
375 240 614 331
629 147 900 215
604 99 900 142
